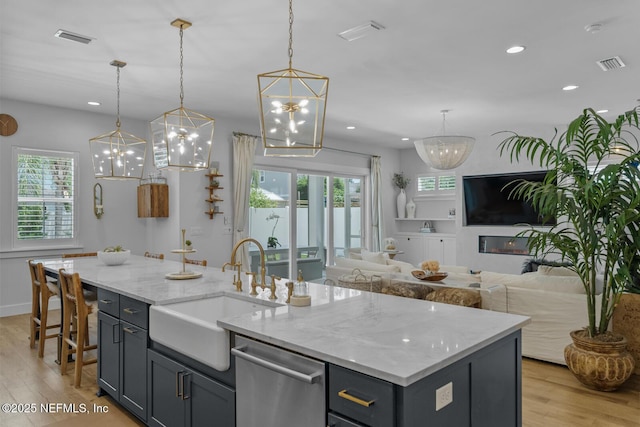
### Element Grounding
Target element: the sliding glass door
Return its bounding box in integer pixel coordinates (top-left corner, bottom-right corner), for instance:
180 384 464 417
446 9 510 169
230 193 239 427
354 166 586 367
250 167 364 281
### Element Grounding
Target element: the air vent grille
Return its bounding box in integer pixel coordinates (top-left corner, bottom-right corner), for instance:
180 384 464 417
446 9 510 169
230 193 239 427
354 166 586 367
596 56 626 71
338 21 385 42
54 29 93 44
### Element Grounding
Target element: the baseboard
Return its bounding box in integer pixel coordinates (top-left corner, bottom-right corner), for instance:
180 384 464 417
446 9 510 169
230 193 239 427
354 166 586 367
0 299 61 318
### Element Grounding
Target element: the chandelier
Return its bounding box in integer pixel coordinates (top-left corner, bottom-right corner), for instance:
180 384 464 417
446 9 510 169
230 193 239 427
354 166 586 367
257 0 329 157
89 60 147 180
414 110 475 170
151 19 214 171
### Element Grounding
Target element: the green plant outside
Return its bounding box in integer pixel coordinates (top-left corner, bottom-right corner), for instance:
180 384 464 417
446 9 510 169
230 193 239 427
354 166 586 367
498 107 640 337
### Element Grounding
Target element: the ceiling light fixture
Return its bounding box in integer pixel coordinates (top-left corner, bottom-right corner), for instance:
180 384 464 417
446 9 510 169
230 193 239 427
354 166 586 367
401 137 409 141
562 85 579 91
596 109 609 114
506 45 526 54
257 0 329 157
414 110 475 170
346 126 356 130
89 60 147 180
151 19 215 171
87 101 101 106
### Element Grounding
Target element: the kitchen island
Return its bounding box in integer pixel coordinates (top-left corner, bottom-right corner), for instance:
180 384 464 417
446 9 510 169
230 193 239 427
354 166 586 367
41 255 529 426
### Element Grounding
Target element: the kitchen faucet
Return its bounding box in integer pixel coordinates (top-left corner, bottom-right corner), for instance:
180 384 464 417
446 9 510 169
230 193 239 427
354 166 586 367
222 238 267 294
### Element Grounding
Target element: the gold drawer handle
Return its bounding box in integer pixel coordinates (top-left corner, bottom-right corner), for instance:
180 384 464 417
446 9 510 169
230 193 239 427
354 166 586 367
123 308 139 314
338 389 375 407
99 299 113 304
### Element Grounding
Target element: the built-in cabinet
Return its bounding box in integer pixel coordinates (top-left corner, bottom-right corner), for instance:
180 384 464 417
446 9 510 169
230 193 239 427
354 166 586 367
327 331 521 427
394 232 456 267
97 289 149 422
147 349 235 427
137 183 169 217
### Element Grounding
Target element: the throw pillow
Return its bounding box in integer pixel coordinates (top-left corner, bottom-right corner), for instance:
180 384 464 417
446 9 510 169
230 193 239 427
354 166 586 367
386 259 416 275
361 249 387 264
537 265 578 277
334 257 401 273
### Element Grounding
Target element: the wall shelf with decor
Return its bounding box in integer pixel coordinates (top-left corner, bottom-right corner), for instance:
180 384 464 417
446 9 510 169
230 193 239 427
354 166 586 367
204 172 224 219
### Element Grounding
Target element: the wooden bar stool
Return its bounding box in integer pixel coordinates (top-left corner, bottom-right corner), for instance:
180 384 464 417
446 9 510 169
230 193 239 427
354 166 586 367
62 252 98 258
185 258 207 267
27 259 61 358
144 251 164 260
58 268 97 387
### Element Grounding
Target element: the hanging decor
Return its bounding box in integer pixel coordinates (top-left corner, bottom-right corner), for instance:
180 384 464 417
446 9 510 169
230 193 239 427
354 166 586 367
257 0 329 157
89 60 147 179
414 110 475 170
151 19 214 171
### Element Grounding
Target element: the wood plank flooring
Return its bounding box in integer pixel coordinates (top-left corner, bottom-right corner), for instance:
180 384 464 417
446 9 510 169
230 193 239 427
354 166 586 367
1 312 638 426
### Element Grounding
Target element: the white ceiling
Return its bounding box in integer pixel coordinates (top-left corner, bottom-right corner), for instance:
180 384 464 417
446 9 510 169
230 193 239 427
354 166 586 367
2 0 639 148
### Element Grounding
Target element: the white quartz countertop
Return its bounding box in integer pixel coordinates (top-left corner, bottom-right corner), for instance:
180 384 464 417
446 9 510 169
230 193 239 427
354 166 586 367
40 255 530 386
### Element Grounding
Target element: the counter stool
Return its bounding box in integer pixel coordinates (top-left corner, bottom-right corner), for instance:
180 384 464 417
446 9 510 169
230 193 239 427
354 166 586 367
185 258 207 267
27 259 61 358
58 268 97 387
144 251 164 260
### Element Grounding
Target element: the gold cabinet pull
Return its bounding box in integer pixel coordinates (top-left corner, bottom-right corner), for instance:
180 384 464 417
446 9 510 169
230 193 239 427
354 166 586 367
123 307 138 314
123 327 137 334
99 299 112 304
338 389 375 407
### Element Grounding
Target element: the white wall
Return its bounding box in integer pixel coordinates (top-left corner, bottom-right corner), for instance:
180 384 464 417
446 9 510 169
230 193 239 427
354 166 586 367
397 125 558 274
0 98 400 315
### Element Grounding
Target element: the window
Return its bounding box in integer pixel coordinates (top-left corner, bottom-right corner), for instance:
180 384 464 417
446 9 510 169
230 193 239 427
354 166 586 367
416 174 456 197
14 147 78 248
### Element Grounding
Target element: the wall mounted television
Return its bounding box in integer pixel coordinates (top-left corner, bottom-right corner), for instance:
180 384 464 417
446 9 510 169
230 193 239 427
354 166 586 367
463 171 555 226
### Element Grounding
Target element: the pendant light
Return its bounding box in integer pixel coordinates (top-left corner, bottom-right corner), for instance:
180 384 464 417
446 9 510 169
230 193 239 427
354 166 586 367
89 60 147 180
150 19 214 171
257 0 329 157
414 110 475 170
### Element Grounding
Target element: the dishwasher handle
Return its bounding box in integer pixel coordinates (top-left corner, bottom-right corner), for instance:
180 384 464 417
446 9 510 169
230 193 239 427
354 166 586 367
231 345 322 384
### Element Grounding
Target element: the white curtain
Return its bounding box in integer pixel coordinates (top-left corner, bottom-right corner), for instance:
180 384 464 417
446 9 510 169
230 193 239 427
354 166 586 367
371 156 384 251
232 133 257 271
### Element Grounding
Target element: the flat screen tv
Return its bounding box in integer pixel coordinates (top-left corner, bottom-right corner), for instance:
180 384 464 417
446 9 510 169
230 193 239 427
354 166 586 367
463 171 555 226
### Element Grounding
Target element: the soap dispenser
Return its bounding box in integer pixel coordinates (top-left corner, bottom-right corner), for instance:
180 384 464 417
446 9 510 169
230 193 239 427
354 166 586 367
289 270 311 306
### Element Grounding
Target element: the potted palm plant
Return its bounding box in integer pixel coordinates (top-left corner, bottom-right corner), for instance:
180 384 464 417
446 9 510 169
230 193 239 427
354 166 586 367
498 106 640 391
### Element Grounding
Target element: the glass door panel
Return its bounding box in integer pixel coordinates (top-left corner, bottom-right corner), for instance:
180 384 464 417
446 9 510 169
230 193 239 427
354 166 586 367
332 177 362 259
295 173 327 281
248 169 291 281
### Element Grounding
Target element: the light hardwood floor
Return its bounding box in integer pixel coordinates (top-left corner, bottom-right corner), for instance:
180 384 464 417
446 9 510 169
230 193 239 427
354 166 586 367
1 312 638 426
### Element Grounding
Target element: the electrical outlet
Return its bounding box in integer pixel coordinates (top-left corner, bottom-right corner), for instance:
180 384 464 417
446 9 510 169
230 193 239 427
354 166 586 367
435 382 453 411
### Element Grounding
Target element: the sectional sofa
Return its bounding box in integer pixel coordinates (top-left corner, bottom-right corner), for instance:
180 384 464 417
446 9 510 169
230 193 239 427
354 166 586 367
325 252 598 365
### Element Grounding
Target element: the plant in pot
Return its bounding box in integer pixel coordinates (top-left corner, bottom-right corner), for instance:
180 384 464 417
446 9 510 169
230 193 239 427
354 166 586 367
498 106 640 391
393 172 410 219
266 212 281 249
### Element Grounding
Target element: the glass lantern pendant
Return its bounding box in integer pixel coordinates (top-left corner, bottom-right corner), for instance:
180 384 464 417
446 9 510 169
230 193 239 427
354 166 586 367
257 0 329 157
151 19 214 171
89 60 147 180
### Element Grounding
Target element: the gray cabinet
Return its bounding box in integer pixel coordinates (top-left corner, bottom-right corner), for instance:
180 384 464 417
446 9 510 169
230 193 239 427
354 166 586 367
148 349 235 427
97 289 148 422
328 330 521 427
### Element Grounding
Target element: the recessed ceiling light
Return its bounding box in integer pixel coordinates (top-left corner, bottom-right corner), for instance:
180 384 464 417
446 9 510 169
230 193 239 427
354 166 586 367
401 137 409 141
88 101 101 106
596 109 608 114
54 29 94 44
506 45 526 54
346 126 356 130
562 85 579 91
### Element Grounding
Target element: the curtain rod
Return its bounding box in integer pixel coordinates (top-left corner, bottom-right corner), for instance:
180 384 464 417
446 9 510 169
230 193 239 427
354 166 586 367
232 131 373 158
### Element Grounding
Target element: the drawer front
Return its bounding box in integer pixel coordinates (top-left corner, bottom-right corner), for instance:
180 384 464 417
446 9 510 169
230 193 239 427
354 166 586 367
120 295 149 329
98 288 120 317
329 365 394 427
328 412 366 427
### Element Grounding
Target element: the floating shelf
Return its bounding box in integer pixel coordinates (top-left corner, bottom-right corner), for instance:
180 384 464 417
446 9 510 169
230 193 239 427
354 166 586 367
205 173 223 219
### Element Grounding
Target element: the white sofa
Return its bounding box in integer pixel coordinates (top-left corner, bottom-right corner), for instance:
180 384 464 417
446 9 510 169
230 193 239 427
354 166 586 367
325 255 597 366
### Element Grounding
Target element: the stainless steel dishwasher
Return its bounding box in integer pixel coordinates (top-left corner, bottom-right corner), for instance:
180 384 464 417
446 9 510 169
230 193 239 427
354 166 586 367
232 335 326 427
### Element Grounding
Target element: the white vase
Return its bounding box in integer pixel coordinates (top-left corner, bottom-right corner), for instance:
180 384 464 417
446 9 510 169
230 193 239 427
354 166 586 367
397 189 407 219
406 198 416 219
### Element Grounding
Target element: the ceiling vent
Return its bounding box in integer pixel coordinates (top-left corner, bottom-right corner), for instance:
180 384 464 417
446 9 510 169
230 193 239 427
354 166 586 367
596 56 626 71
338 21 385 42
54 29 94 44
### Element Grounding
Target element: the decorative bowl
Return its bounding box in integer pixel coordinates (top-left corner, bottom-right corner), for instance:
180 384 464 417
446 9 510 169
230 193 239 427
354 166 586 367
98 249 131 266
411 270 448 282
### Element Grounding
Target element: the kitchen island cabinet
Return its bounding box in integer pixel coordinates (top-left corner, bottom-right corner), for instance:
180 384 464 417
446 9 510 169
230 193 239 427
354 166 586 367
147 349 235 427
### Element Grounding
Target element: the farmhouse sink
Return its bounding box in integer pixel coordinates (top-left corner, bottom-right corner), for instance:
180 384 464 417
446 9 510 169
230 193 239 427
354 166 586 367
149 295 281 371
